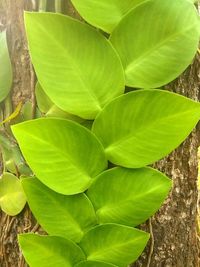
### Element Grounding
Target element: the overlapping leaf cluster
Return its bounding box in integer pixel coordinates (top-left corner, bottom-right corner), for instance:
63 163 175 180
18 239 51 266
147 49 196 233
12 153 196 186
10 0 200 266
0 31 28 216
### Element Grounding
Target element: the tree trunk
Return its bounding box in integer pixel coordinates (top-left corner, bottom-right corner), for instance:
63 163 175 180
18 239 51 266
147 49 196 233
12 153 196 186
0 1 200 266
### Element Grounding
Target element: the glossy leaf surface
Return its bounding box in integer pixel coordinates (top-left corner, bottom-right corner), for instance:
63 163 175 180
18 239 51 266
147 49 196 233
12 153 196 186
0 31 12 102
12 118 107 195
110 0 200 88
19 234 85 267
25 12 125 119
79 224 149 267
87 167 171 226
22 177 97 242
92 90 200 167
75 261 117 267
71 0 146 33
0 172 26 216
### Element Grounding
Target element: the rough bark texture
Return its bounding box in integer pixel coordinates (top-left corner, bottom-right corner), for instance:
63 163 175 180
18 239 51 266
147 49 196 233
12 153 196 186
0 1 200 267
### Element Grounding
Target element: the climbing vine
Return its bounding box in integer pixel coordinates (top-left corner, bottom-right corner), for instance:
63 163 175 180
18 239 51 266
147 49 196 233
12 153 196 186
1 0 200 266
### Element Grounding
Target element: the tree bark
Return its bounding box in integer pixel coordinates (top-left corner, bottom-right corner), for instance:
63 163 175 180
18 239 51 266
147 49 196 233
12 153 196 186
0 1 200 266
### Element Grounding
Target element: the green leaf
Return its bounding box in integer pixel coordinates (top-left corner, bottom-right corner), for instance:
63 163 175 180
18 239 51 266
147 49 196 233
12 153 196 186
12 118 107 195
35 82 84 123
71 0 146 33
0 172 26 216
22 177 97 242
0 31 12 102
75 261 118 267
92 90 200 167
87 167 171 226
18 234 85 267
25 12 125 119
110 0 200 88
79 224 149 267
35 82 54 114
0 133 32 176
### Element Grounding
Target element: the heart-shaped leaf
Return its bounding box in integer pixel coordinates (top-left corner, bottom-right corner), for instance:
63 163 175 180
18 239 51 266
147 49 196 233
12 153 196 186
19 234 85 267
25 12 125 119
22 177 97 242
110 0 200 88
12 118 107 195
79 224 149 267
0 31 12 102
0 172 26 216
75 261 117 267
71 0 146 33
92 90 200 167
87 167 171 226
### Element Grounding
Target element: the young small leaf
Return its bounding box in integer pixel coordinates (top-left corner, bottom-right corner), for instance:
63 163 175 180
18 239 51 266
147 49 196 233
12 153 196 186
110 0 200 88
25 12 125 119
12 118 107 195
87 167 172 226
35 82 54 114
22 177 97 242
79 224 149 267
71 0 146 33
0 172 26 216
18 234 85 267
75 261 118 267
92 90 200 168
35 82 84 122
0 31 12 102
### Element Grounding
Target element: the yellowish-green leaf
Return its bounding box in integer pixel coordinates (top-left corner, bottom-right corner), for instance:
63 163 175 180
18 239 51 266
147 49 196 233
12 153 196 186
12 118 107 195
25 12 125 119
92 90 200 167
0 31 12 102
19 234 85 267
110 0 200 88
87 167 171 226
71 0 146 33
22 177 97 242
0 172 26 216
79 224 149 267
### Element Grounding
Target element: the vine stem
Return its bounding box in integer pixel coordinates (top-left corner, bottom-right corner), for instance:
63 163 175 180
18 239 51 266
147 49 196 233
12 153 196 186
146 218 154 267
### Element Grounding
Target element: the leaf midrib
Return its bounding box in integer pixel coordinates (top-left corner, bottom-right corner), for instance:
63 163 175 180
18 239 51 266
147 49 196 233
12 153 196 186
96 183 166 215
21 130 91 181
29 184 84 239
27 238 71 266
105 108 200 152
32 19 102 111
125 23 198 73
87 236 145 260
